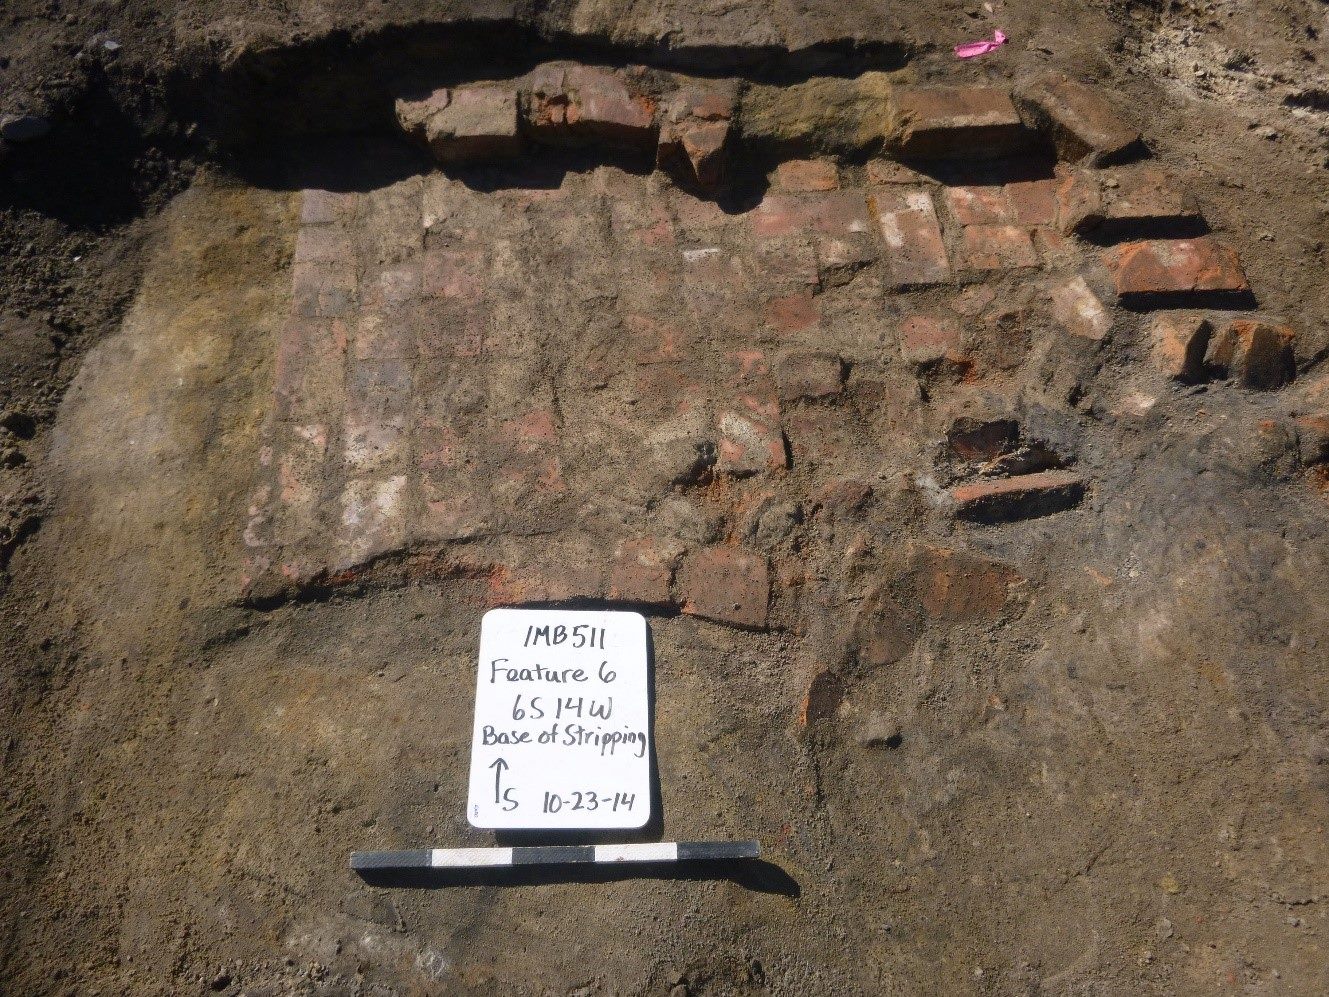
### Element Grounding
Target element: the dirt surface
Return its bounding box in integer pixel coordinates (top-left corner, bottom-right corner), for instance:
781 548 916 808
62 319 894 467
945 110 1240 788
4 1 1329 995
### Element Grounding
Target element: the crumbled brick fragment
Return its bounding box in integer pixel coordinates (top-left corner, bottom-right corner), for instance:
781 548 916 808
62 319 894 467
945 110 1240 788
1150 313 1212 381
952 470 1087 522
1048 276 1111 340
1014 73 1143 165
812 478 873 517
1102 238 1249 305
892 87 1030 159
1205 318 1296 390
776 351 844 401
873 188 951 287
677 546 770 628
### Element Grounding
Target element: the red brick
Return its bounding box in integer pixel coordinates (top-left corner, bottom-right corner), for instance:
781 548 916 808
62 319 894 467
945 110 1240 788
566 66 655 144
776 350 844 401
1048 276 1111 340
274 317 347 422
865 159 931 186
776 159 839 192
607 537 678 605
293 226 353 265
676 545 770 628
903 544 1022 623
420 490 493 542
422 248 486 303
658 117 730 189
1205 318 1296 390
951 470 1087 522
892 87 1029 159
1102 238 1249 304
873 187 951 287
1013 73 1142 165
1005 178 1059 226
525 66 657 151
961 225 1039 271
1150 313 1211 381
899 315 962 366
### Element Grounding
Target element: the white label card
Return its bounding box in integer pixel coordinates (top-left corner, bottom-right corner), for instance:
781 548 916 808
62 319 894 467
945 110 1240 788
466 608 651 830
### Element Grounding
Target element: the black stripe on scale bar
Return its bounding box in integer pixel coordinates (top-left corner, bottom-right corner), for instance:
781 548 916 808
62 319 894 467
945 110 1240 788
676 840 761 861
349 849 432 870
511 845 596 865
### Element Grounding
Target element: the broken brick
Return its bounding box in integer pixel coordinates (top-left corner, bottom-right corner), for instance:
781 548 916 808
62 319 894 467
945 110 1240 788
1048 276 1111 341
1150 313 1211 381
873 188 951 287
1088 165 1206 240
1013 73 1143 165
676 545 770 629
1102 238 1249 306
1205 318 1296 390
1055 170 1105 235
952 470 1087 523
891 87 1030 159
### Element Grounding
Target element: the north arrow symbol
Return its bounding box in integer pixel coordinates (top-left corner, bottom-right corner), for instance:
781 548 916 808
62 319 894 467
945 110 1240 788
489 757 510 804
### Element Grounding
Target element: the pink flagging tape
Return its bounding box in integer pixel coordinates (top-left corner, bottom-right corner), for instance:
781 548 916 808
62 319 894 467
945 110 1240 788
954 30 1008 59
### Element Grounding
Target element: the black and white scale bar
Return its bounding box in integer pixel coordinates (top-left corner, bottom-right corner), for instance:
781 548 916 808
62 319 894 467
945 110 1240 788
351 840 759 871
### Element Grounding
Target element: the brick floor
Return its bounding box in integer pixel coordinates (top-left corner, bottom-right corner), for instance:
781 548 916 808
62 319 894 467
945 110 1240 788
244 155 1267 614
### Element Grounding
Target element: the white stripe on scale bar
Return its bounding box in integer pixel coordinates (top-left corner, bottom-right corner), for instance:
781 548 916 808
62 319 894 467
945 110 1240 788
430 847 515 867
593 842 679 863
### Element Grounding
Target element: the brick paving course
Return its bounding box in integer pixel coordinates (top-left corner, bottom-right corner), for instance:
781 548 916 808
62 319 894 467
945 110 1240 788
244 144 1282 625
